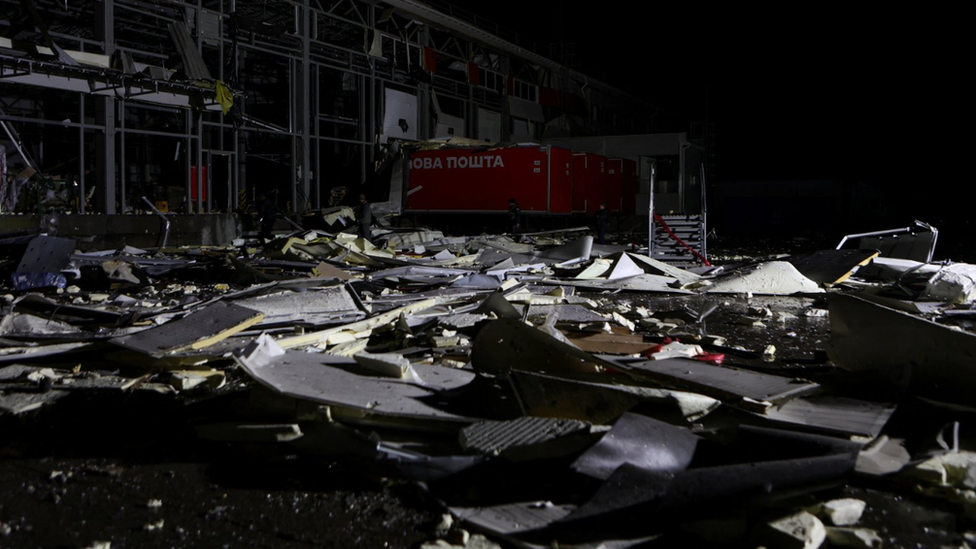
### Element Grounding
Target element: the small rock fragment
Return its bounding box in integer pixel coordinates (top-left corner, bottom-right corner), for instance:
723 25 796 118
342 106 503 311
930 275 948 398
825 526 883 548
758 511 826 549
147 499 163 509
433 513 453 537
144 519 165 532
939 451 976 489
822 498 866 526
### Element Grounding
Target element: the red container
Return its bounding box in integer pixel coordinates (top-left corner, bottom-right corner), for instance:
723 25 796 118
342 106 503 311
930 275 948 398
571 152 607 214
606 158 637 213
406 146 572 214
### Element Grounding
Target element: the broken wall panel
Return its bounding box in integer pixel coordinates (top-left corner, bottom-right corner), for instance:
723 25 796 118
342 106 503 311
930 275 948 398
234 335 478 426
111 302 264 357
828 293 976 404
622 358 819 407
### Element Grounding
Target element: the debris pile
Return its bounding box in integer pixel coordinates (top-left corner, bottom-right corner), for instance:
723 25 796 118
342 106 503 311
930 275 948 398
1 224 975 547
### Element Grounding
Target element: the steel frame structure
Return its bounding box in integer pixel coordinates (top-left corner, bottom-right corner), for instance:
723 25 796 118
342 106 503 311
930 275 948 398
0 0 662 217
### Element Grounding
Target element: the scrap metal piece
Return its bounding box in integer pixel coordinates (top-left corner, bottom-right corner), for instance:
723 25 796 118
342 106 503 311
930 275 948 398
557 426 860 537
760 395 896 438
234 284 364 326
787 249 880 286
829 293 976 403
836 220 938 263
571 412 699 481
472 319 615 377
450 501 658 549
509 371 641 424
623 358 819 408
234 335 477 426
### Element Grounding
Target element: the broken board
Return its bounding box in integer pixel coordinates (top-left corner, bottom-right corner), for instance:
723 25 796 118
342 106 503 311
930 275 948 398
111 302 264 356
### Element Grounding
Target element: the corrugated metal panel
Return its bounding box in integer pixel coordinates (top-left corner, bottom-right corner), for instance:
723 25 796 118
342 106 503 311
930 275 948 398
167 22 213 81
460 416 591 454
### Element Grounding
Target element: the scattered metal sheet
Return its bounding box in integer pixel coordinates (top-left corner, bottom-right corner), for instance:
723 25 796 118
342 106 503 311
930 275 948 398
509 371 641 425
451 273 504 289
760 395 896 437
276 298 439 350
472 319 616 377
111 302 264 357
374 442 484 481
537 236 593 262
828 293 976 403
234 335 478 425
836 220 938 263
622 358 819 408
451 501 658 549
571 412 700 481
0 342 93 365
557 427 860 536
452 501 575 538
787 249 880 286
475 291 522 320
233 284 364 325
0 312 85 338
549 274 691 294
523 305 607 324
437 312 490 329
852 256 941 282
13 294 133 327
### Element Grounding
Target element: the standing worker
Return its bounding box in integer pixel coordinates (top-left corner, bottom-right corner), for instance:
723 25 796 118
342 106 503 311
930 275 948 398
594 202 608 244
357 193 372 239
258 192 277 240
508 198 521 234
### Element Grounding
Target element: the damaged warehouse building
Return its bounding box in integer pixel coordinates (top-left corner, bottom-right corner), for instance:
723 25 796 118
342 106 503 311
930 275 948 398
1 1 975 549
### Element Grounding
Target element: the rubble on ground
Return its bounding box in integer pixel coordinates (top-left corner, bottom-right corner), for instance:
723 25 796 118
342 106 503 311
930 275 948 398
1 222 974 548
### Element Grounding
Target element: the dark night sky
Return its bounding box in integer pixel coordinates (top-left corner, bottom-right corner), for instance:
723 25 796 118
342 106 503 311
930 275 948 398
442 2 970 223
